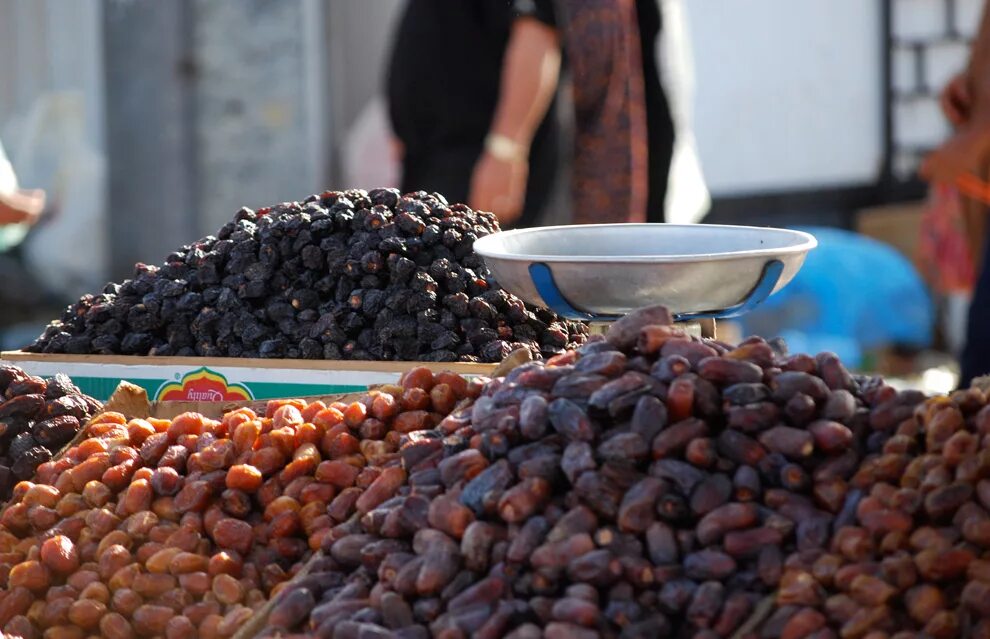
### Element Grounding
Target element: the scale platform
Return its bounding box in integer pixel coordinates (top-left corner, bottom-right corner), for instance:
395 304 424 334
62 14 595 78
474 223 816 329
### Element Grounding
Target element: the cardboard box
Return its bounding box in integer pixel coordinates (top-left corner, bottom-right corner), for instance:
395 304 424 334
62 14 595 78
0 351 495 402
855 201 925 262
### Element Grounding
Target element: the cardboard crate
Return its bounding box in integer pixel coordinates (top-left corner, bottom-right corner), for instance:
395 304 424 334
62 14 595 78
97 379 371 421
855 201 925 262
0 351 495 402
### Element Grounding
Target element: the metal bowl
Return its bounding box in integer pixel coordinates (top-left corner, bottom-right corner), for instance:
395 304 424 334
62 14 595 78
473 223 817 317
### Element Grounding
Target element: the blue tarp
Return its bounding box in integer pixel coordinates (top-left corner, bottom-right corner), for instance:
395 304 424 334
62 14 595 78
736 226 934 367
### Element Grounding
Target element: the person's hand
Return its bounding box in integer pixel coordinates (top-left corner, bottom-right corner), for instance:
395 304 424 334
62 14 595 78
921 124 990 184
922 70 990 185
389 135 404 162
0 188 45 226
941 72 973 127
469 151 528 226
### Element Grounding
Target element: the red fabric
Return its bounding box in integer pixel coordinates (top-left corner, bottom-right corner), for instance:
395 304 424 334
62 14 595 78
556 0 648 223
919 184 977 293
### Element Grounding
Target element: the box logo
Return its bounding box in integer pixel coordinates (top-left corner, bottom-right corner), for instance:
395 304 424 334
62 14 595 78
154 367 254 402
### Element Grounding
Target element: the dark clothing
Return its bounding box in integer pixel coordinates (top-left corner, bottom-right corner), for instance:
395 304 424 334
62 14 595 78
387 0 675 227
636 0 675 222
960 223 990 387
387 0 559 228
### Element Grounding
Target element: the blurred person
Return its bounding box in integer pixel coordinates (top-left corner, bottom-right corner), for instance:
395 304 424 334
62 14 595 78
387 0 694 228
0 138 44 227
922 0 990 386
387 0 562 228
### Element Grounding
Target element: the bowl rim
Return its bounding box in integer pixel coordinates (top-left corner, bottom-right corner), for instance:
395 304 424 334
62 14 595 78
473 223 818 264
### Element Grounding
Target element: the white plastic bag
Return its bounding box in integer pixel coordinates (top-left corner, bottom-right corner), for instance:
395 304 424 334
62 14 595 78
342 96 402 190
657 0 710 225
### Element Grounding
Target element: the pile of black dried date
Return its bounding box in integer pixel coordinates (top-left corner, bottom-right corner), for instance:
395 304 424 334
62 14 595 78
0 364 101 500
27 189 587 362
256 305 990 639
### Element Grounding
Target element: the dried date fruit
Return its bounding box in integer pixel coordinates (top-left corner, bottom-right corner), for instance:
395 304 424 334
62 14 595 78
231 305 956 638
38 536 78 575
0 369 97 499
27 190 588 362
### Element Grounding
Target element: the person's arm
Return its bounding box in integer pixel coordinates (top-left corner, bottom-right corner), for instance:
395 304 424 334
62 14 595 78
967 3 990 105
0 189 45 226
469 16 561 225
487 18 561 150
922 1 990 182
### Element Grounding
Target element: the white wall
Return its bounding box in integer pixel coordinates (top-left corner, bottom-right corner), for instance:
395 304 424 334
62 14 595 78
688 0 884 196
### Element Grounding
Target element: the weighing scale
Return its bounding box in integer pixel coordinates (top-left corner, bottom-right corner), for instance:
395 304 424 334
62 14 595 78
474 223 817 338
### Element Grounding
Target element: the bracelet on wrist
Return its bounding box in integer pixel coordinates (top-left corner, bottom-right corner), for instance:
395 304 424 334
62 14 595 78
484 134 528 163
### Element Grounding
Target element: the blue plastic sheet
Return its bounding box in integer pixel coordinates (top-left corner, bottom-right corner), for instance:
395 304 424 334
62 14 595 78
735 226 934 367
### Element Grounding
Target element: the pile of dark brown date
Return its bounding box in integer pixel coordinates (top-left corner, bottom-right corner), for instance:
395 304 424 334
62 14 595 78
256 305 982 639
761 381 990 638
0 364 101 500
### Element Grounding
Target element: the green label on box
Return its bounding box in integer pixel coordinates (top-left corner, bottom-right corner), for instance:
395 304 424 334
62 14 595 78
68 375 369 402
3 356 489 403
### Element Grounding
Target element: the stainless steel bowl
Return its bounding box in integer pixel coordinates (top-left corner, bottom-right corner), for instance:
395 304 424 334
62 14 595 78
473 223 817 316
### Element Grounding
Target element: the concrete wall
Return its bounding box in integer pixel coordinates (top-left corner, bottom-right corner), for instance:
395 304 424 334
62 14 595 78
0 0 103 142
2 0 331 285
102 0 328 279
190 0 325 232
102 0 198 278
